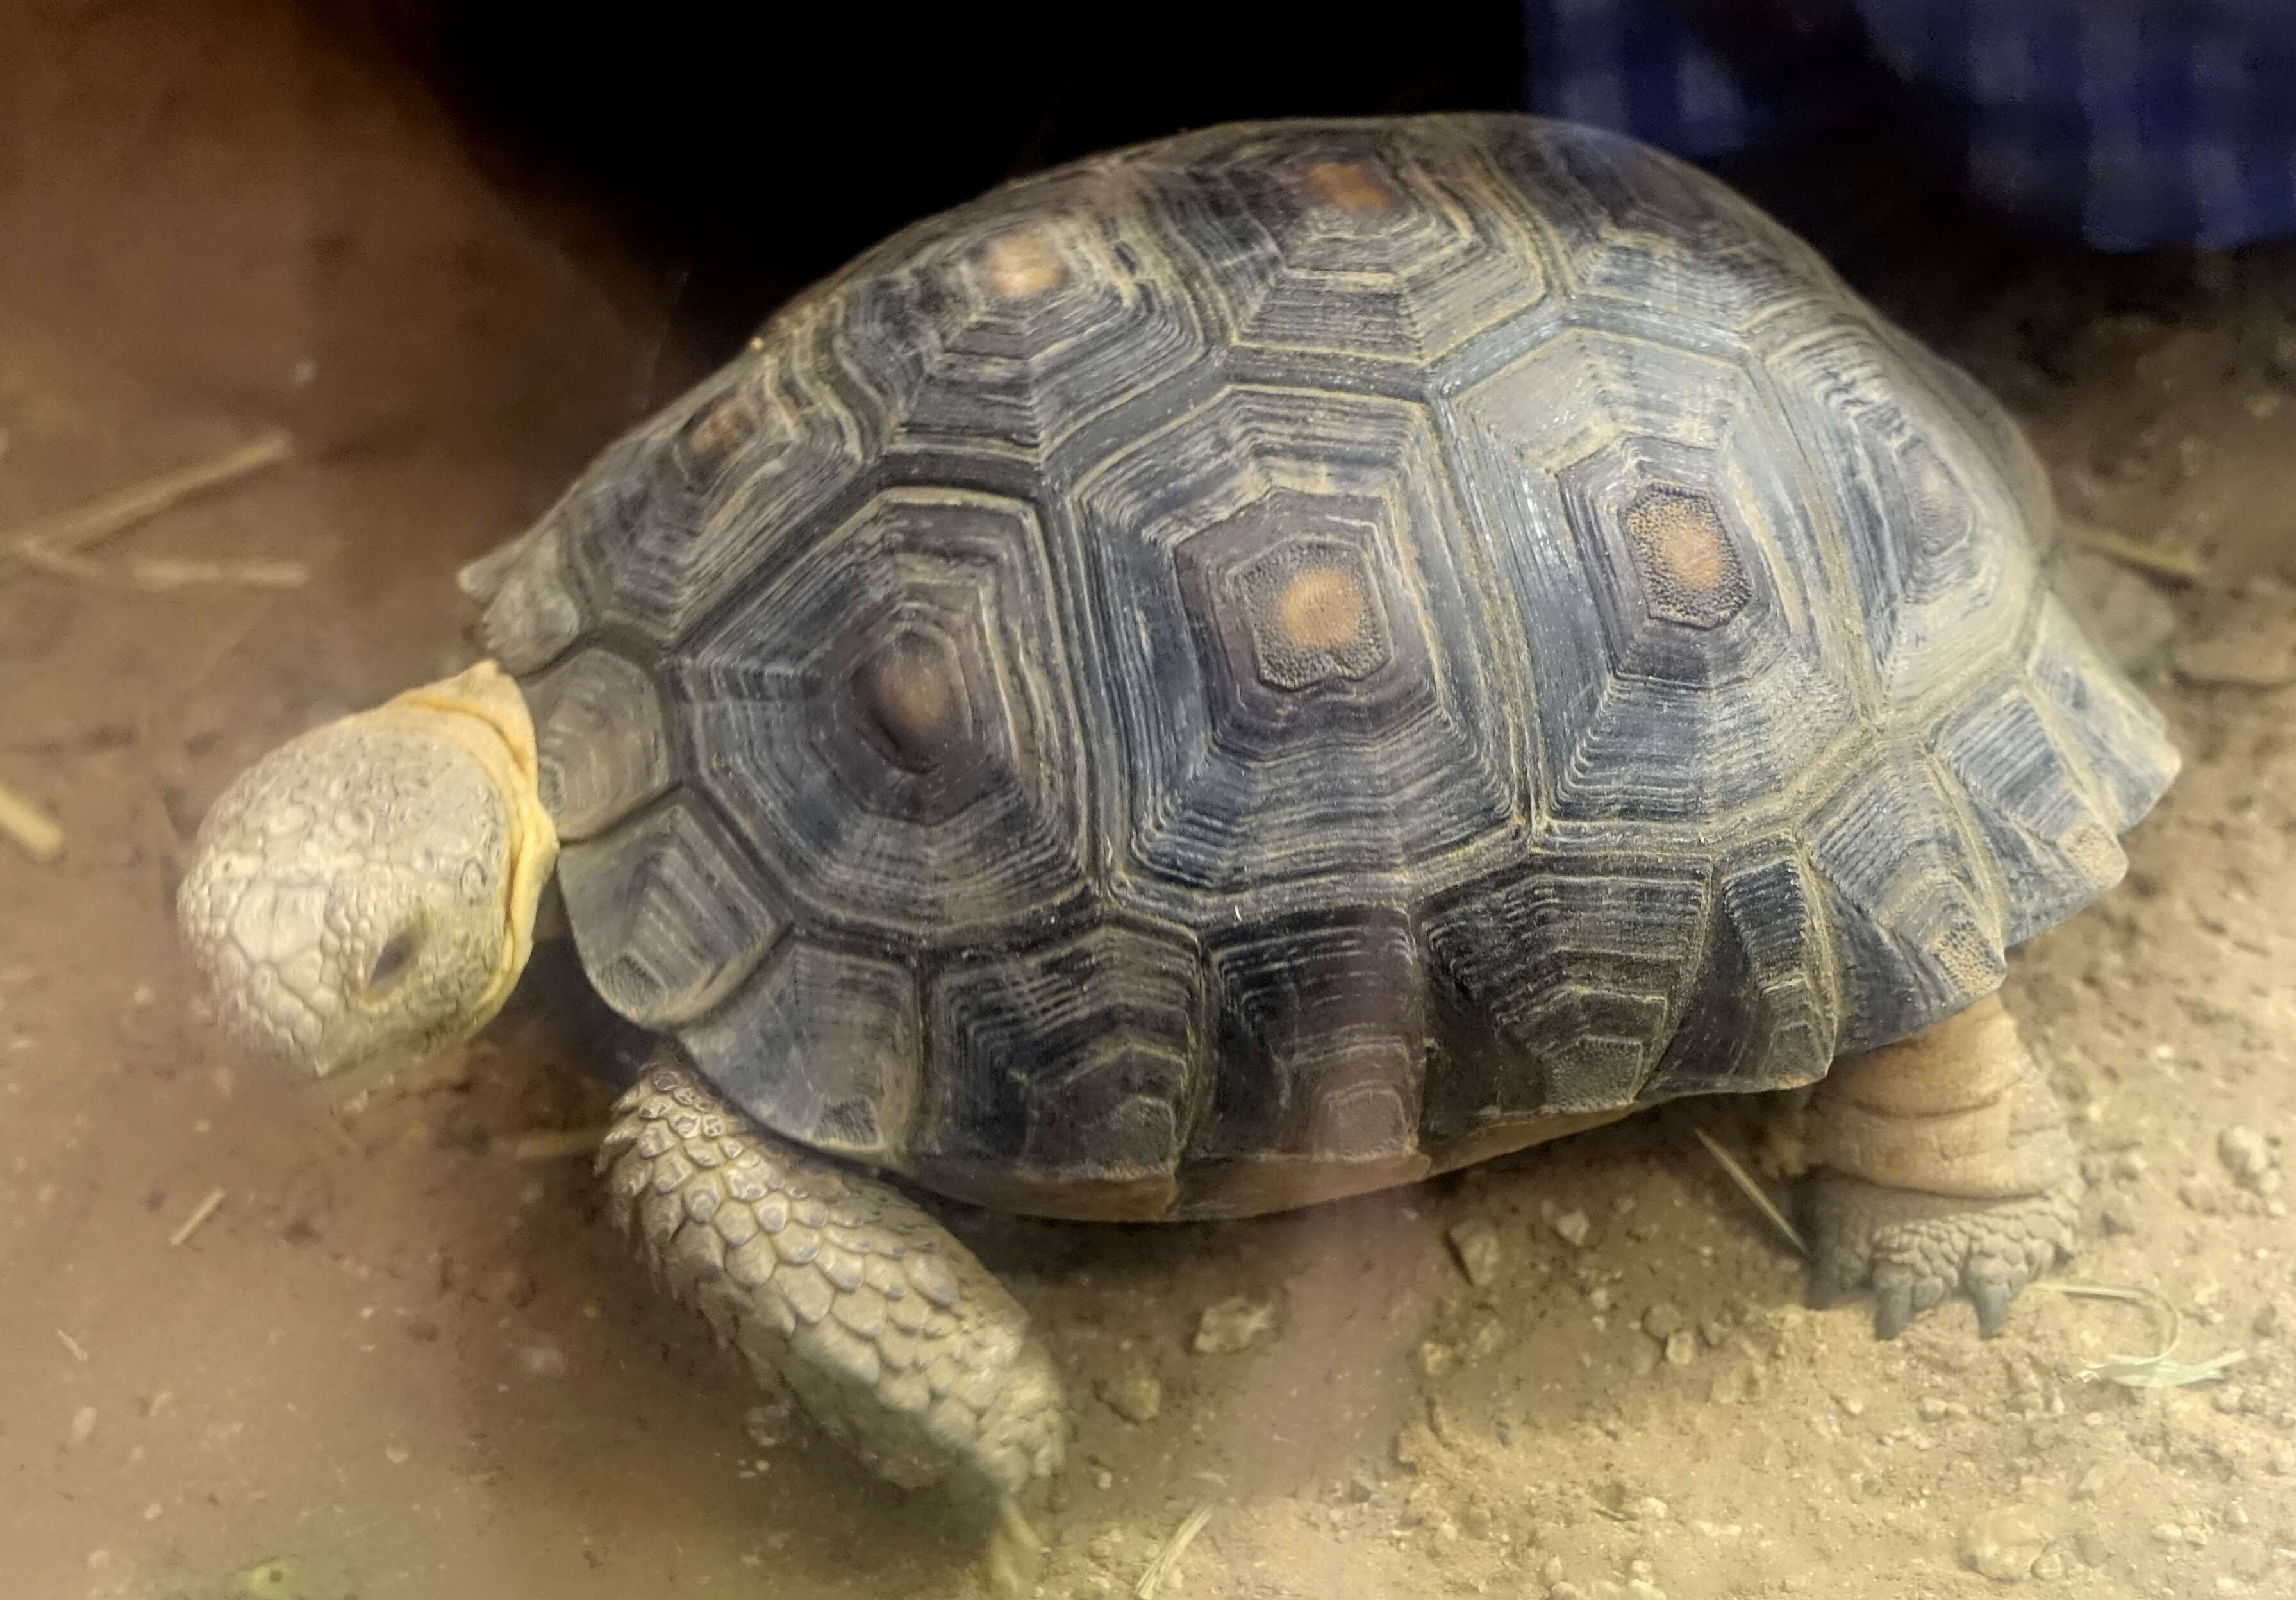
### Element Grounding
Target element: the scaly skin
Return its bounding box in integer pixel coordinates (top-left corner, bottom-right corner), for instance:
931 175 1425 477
175 662 556 1080
1800 995 2083 1338
599 1053 1067 1503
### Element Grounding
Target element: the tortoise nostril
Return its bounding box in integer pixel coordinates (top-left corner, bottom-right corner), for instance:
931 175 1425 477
367 929 419 991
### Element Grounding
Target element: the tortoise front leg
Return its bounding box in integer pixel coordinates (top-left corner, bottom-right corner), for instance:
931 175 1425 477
1800 995 2083 1338
599 1050 1064 1592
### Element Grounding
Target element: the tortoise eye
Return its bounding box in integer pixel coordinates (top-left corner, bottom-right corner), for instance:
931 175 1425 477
367 929 419 991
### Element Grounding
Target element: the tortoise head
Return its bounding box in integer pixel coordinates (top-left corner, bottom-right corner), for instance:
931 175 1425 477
176 662 559 1082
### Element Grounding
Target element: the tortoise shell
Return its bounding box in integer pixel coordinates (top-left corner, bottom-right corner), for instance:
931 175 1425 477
465 115 2176 1221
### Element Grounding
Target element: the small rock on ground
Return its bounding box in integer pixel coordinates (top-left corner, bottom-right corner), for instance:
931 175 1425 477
1193 1295 1276 1355
1959 1504 2054 1581
2218 1125 2275 1189
1447 1217 1503 1287
744 1398 795 1449
1098 1370 1162 1423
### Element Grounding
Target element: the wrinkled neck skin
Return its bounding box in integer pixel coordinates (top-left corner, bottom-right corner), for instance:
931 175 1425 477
379 667 560 1047
176 661 558 1103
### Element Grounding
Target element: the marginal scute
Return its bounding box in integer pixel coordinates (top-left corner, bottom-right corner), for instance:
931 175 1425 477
1934 683 2132 945
2026 596 2181 831
1645 847 1838 1099
1423 864 1709 1123
524 647 673 840
1809 762 2008 1052
559 792 783 1027
919 923 1202 1209
1202 908 1427 1163
682 942 922 1163
473 524 584 672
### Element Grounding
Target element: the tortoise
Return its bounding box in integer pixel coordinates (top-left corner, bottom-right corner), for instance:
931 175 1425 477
178 113 2176 1578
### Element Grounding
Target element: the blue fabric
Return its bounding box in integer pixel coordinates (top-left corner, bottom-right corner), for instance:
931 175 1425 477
1524 0 2296 249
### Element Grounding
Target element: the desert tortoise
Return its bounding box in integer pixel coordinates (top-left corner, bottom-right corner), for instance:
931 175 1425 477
179 113 2177 1567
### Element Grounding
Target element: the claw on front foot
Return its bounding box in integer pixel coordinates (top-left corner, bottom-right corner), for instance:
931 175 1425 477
986 1497 1045 1600
1801 1172 2081 1339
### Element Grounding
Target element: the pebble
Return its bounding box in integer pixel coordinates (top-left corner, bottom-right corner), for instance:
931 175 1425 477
1552 1210 1591 1248
1193 1295 1276 1354
1100 1370 1161 1423
515 1342 569 1379
1643 1302 1685 1341
744 1398 796 1449
2183 1176 2236 1215
67 1406 96 1446
1549 1585 1586 1600
2099 1198 2141 1236
1959 1504 2054 1580
2218 1128 2275 1191
1448 1218 1503 1287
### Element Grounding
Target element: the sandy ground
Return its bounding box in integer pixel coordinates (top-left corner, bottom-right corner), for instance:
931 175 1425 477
2 8 2292 1600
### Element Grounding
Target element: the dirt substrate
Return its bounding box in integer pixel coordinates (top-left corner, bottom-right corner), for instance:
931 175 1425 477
1 8 2291 1599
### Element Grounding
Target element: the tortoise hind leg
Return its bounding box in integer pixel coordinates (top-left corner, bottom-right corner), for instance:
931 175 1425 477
1800 996 2083 1338
599 1051 1064 1591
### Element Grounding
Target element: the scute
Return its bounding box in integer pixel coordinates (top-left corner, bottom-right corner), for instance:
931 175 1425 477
558 793 781 1027
916 923 1204 1219
1808 761 2009 1052
470 115 2178 1221
1134 120 1552 365
1424 862 1710 1124
828 162 1213 458
1765 310 2033 703
674 487 1090 943
1443 322 1858 822
1069 382 1518 912
1477 117 1840 330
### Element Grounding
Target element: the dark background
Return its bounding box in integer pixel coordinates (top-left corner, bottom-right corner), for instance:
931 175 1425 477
345 1 1535 349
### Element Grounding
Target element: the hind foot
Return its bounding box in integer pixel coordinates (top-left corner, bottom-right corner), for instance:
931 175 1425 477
1799 996 2083 1338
